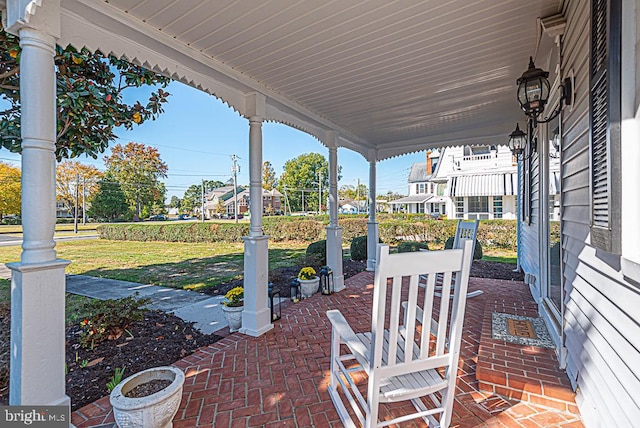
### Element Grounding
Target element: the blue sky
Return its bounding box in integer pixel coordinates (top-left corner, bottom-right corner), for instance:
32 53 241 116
1 80 425 200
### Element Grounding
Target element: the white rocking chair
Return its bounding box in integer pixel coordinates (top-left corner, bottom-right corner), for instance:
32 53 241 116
429 219 482 299
327 240 473 428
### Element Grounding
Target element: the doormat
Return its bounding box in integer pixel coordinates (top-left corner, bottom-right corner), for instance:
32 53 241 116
492 312 555 348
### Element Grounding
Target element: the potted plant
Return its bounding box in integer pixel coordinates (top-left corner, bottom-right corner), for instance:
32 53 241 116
109 366 185 428
298 267 319 298
221 286 244 332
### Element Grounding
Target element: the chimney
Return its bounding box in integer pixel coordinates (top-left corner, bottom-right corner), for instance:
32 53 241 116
426 151 432 174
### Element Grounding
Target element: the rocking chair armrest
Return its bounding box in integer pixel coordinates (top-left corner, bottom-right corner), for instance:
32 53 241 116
327 310 369 367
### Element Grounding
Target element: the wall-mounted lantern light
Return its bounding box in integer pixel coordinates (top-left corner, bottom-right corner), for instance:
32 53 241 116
517 57 572 126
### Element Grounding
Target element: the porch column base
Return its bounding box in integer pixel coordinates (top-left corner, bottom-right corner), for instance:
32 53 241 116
366 222 379 271
240 235 273 337
326 226 345 292
8 259 70 407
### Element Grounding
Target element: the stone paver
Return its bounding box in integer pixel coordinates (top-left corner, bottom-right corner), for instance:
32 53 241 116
72 273 584 428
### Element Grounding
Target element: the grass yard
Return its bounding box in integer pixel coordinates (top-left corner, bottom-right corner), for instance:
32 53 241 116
0 239 308 291
0 223 100 234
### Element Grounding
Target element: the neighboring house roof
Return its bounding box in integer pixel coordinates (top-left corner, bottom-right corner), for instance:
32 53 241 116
448 172 518 197
263 188 283 197
408 162 431 183
388 194 433 205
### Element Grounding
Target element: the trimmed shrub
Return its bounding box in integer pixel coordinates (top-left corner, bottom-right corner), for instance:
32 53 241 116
397 241 430 253
350 235 369 261
444 236 483 260
306 240 327 265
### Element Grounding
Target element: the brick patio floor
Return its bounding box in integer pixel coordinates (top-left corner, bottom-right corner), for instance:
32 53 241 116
72 272 584 427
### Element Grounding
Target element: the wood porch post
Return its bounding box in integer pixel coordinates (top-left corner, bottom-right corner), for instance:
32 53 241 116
325 132 345 291
366 153 379 271
240 93 272 336
5 0 70 408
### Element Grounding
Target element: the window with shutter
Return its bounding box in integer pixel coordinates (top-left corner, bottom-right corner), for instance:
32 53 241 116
589 0 621 253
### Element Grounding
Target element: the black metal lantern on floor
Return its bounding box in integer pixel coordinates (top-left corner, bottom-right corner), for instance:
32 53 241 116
319 266 334 295
290 278 301 302
268 282 281 322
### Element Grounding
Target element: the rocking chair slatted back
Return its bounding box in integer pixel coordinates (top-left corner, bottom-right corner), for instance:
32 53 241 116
370 242 472 376
327 240 474 428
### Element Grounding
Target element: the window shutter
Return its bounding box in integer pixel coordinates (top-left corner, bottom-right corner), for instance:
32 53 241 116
589 0 621 253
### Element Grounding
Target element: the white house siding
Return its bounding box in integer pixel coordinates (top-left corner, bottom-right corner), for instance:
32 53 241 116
555 0 640 426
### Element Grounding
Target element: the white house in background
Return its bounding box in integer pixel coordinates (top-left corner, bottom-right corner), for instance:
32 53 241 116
436 144 519 220
388 150 448 215
339 199 367 214
390 146 519 219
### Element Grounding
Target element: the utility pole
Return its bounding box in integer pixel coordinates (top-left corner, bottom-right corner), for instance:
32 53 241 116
283 186 291 216
82 177 86 225
356 178 360 214
74 173 79 233
231 154 239 223
318 171 323 215
201 179 205 222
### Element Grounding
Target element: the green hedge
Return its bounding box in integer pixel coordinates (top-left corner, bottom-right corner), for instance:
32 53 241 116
97 218 518 250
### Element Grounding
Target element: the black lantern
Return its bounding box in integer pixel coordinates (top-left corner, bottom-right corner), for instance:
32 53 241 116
508 123 527 157
517 57 550 119
268 282 281 322
290 278 301 302
319 266 334 295
517 57 572 126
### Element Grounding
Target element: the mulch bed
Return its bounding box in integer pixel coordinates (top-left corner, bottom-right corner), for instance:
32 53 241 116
0 258 520 411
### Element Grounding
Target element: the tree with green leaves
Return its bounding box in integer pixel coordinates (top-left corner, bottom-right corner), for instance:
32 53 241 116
87 173 129 221
277 153 340 212
104 142 168 221
339 183 368 201
0 19 170 160
262 161 277 190
169 196 181 209
56 161 103 220
0 161 20 220
180 180 224 214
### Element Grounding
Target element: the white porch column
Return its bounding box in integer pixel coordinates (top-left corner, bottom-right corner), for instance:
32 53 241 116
325 132 345 291
240 93 272 337
5 0 70 408
366 156 379 271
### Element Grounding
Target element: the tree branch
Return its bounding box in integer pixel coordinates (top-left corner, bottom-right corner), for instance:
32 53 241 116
0 65 19 80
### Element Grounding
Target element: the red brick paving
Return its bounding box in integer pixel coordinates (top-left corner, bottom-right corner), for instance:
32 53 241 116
73 273 583 427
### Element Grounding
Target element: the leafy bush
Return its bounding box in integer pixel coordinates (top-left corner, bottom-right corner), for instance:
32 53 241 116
350 235 368 261
306 240 326 265
78 294 150 348
444 237 483 260
96 218 518 251
397 241 430 253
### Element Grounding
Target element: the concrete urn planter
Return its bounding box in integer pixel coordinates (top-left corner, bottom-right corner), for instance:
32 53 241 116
222 305 244 332
110 366 185 428
299 277 320 298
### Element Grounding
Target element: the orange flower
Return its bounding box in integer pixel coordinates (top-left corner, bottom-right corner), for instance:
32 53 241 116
8 49 18 59
132 112 142 124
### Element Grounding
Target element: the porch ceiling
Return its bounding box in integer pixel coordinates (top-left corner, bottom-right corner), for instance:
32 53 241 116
56 0 560 159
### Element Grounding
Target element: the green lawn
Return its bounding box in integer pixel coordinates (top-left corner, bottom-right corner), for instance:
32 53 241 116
0 239 308 291
0 223 100 234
